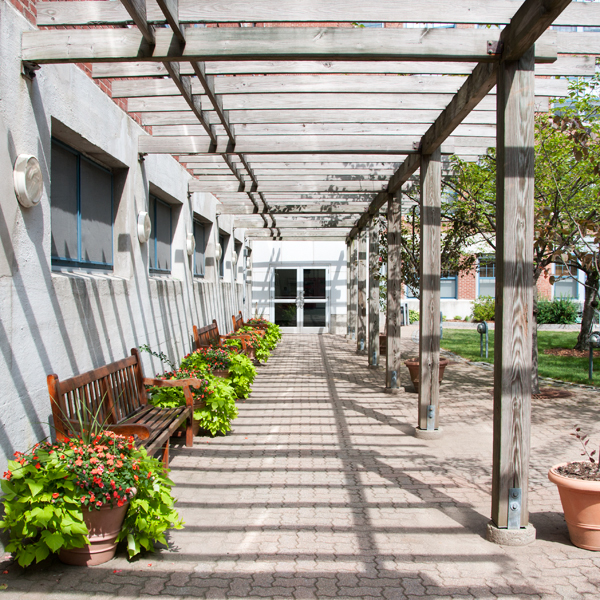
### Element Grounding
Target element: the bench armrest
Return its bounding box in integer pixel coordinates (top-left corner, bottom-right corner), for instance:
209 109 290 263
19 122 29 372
106 424 151 440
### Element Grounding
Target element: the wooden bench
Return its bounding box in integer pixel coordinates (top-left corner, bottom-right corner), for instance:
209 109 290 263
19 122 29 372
232 312 266 336
47 348 199 467
192 319 249 352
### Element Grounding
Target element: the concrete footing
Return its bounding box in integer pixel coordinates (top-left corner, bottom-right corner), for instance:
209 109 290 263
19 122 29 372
485 522 536 546
414 427 443 439
384 387 402 395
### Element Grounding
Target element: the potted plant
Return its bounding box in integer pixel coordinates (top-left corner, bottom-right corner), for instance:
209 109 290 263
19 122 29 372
148 368 238 437
0 431 182 567
548 427 600 551
404 357 450 391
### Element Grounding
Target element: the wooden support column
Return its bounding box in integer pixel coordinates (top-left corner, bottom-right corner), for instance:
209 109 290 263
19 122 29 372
348 238 358 340
417 147 441 435
489 46 535 543
356 230 367 354
368 215 380 367
386 192 402 391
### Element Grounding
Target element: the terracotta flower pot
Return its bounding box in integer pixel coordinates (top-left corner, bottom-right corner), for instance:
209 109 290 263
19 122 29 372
549 465 600 551
212 369 230 379
59 501 130 566
404 358 449 390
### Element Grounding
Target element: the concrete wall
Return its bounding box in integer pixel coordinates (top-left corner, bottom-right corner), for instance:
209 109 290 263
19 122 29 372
0 1 249 474
251 241 347 335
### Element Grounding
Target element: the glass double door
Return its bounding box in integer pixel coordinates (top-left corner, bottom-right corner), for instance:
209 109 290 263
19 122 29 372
273 268 328 333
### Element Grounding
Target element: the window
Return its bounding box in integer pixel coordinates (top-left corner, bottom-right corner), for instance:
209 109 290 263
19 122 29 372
234 241 242 279
218 233 229 278
554 264 579 299
193 219 207 277
51 139 113 269
405 272 457 299
440 271 457 299
478 256 496 297
149 194 172 274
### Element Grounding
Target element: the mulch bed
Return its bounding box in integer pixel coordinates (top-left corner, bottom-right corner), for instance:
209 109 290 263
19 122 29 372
544 348 600 358
532 388 574 399
553 461 600 481
489 388 573 399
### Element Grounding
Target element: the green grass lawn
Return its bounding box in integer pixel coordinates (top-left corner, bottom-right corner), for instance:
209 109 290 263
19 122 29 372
439 330 600 387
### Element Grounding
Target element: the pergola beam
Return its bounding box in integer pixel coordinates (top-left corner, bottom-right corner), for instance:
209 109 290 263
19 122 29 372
21 27 558 64
92 55 596 78
217 202 371 215
37 0 600 27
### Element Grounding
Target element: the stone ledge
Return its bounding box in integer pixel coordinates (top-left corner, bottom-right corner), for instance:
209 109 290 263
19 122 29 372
414 427 443 440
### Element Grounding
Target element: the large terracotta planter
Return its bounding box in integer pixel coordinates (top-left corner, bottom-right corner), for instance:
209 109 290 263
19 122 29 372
212 369 230 379
59 501 129 566
404 358 449 390
548 465 600 550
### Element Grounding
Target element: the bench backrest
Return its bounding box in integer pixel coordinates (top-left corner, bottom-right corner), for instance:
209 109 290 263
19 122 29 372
232 311 244 332
47 348 147 441
193 319 221 350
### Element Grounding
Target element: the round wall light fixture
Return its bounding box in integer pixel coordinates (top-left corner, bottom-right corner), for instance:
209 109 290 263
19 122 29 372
215 243 223 263
13 154 43 208
137 211 151 243
186 232 195 256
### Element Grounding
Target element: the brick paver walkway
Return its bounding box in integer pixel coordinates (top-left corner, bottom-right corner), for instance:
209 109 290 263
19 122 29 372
2 332 600 599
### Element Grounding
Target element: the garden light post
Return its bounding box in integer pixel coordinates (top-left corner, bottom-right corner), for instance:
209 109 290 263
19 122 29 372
589 332 600 381
477 321 489 359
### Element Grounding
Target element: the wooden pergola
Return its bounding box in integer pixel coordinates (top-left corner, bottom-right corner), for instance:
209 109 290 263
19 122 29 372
25 0 600 544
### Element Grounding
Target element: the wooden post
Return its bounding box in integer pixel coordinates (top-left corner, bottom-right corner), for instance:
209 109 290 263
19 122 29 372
357 230 367 354
490 46 535 540
368 215 380 367
348 238 358 340
386 192 402 390
346 240 352 338
417 147 441 434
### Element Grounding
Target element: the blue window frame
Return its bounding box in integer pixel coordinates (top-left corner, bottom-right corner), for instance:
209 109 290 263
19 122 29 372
149 194 172 274
193 219 207 277
440 271 458 299
51 139 113 269
478 256 496 297
554 263 579 299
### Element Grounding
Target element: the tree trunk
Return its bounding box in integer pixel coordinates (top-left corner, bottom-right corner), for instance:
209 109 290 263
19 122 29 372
574 270 599 351
532 286 540 395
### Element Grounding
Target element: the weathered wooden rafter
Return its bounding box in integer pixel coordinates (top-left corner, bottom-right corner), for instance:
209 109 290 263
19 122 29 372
36 0 600 27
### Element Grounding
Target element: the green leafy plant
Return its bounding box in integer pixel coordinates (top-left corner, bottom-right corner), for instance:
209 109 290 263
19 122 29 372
0 432 183 567
180 347 231 372
472 296 495 322
194 378 238 436
228 352 257 399
409 309 420 324
537 297 579 325
238 327 271 362
148 369 238 436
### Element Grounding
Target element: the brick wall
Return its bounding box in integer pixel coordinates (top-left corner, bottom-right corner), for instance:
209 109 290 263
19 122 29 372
458 267 477 300
7 0 36 24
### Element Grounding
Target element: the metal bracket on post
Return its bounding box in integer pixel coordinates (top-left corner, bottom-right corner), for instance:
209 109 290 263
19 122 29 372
372 350 377 366
426 404 436 430
359 338 365 352
508 488 522 529
487 40 504 56
391 370 398 389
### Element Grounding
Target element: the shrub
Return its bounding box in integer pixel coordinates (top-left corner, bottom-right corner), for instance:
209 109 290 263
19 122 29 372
409 309 419 324
537 297 578 324
454 315 462 321
472 296 495 322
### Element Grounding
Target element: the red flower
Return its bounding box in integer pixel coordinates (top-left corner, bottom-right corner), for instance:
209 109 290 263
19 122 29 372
96 501 103 507
52 492 59 499
35 463 41 469
3 471 11 480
